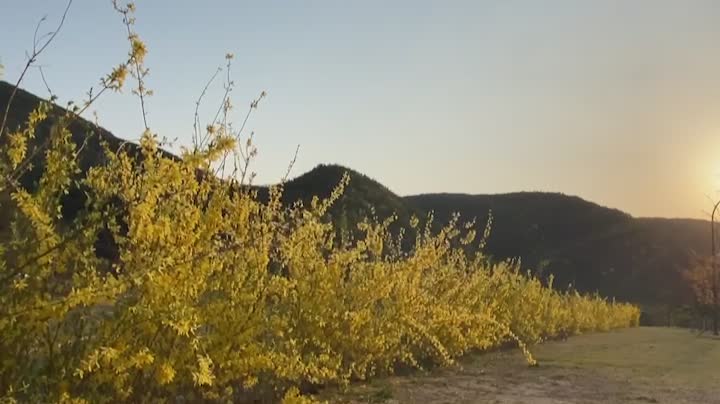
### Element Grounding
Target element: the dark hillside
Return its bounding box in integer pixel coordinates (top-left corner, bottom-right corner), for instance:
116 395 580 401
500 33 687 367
0 81 127 182
404 193 707 304
405 192 632 261
279 164 421 230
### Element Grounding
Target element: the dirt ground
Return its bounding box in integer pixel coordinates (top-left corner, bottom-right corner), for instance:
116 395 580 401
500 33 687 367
319 327 720 404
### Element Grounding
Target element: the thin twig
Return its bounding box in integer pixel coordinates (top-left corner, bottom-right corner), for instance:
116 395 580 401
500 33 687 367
193 66 222 149
0 0 73 138
37 65 54 98
281 144 300 183
5 84 111 186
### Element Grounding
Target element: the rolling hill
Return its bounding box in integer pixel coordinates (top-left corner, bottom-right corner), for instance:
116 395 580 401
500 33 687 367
259 163 423 233
0 80 709 309
405 193 706 305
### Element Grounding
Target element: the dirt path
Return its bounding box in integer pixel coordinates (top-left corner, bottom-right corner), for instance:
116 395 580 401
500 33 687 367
320 327 720 404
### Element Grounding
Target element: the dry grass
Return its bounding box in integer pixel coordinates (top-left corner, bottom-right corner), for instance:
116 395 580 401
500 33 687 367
319 327 720 404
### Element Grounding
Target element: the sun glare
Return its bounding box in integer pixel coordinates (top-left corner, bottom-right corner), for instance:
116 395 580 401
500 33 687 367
713 158 720 192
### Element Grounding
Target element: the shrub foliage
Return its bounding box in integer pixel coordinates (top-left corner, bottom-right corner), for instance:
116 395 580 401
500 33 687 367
0 2 640 402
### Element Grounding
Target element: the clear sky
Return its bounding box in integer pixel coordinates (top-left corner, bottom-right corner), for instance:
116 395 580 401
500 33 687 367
3 0 720 219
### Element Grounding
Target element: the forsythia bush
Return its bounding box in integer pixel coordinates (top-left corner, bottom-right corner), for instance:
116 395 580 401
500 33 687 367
0 109 640 403
0 3 640 402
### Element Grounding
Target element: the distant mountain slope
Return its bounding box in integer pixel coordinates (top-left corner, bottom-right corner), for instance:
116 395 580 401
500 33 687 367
0 80 130 183
404 193 707 304
279 164 421 228
0 80 180 224
405 192 632 261
0 80 708 306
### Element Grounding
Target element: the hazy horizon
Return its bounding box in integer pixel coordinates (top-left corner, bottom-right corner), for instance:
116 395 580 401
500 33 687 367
3 0 720 219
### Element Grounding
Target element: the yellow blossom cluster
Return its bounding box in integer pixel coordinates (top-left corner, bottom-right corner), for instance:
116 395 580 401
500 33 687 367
0 117 639 402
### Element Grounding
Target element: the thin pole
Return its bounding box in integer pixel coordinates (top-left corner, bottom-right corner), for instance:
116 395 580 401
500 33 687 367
711 200 720 335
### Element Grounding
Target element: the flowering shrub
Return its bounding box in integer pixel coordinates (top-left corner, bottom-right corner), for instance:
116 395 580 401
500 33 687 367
0 2 640 402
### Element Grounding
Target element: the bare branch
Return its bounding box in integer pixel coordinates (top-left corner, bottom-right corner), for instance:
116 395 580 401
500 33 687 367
37 66 54 98
32 16 48 53
193 66 222 149
0 0 73 138
281 144 301 183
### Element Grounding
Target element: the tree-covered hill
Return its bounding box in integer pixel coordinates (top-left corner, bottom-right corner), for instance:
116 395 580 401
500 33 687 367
268 163 423 235
406 192 707 304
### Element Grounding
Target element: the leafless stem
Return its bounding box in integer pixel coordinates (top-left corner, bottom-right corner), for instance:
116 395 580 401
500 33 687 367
200 63 234 151
37 65 54 98
193 66 222 149
0 0 72 138
281 144 301 183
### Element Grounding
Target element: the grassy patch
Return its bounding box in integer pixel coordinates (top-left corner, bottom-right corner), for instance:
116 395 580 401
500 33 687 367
322 327 720 403
531 327 720 388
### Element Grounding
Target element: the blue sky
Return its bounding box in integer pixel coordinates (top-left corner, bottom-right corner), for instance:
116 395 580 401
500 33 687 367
3 0 720 218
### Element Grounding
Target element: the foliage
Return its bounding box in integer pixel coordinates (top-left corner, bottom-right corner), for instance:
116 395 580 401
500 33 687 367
0 2 639 402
